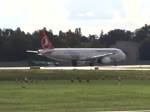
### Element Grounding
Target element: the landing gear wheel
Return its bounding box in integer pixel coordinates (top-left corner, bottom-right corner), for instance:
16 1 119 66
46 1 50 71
72 60 77 66
89 62 94 66
114 61 117 66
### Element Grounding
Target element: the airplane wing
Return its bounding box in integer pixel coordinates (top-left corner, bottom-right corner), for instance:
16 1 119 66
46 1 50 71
83 52 115 61
90 53 114 59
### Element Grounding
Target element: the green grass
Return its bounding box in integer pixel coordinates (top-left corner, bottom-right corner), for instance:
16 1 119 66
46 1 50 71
1 70 150 112
1 80 150 112
1 70 150 80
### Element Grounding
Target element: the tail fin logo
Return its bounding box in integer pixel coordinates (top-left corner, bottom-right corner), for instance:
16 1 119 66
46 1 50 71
39 30 54 49
41 36 52 49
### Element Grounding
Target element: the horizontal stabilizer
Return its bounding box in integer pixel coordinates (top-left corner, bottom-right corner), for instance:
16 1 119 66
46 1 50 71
26 50 38 53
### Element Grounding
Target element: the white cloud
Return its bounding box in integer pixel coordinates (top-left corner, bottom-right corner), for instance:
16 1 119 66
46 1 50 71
1 0 150 36
1 0 23 18
79 11 94 17
107 0 147 33
122 0 142 23
120 0 150 32
19 0 70 33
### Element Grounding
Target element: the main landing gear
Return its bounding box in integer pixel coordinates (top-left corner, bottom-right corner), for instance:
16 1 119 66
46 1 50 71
114 61 117 66
72 61 94 66
89 62 94 66
72 60 77 66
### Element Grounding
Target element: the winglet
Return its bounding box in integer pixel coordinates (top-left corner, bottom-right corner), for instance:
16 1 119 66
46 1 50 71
39 30 54 49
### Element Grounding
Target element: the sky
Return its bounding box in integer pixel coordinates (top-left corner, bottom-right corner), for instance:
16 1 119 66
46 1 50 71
0 0 150 36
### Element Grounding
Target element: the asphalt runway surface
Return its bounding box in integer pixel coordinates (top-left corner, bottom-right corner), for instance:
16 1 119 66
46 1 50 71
41 65 150 70
0 65 150 70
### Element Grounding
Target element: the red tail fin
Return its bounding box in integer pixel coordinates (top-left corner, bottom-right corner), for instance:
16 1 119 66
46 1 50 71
39 30 54 49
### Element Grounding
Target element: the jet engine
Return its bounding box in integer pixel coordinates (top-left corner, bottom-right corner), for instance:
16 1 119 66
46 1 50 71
98 57 111 64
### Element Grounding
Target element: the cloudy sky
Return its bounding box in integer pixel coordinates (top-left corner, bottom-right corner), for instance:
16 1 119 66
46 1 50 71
0 0 150 36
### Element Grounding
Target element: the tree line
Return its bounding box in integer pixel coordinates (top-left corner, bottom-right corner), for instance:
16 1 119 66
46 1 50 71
0 24 150 61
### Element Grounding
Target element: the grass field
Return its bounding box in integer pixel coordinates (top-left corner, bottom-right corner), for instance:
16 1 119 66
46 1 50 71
1 70 150 112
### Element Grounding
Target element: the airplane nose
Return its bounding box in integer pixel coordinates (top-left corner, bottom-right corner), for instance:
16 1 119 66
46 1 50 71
122 52 126 60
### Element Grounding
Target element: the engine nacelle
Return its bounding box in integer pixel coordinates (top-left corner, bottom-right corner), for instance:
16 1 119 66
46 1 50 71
98 57 111 64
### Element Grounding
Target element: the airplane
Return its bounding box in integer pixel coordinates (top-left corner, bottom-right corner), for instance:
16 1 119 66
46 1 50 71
27 30 126 66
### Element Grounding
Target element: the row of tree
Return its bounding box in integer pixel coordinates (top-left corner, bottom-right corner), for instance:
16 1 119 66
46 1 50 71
0 24 150 61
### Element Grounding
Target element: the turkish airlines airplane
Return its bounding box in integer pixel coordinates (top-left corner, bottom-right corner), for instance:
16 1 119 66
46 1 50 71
27 30 126 66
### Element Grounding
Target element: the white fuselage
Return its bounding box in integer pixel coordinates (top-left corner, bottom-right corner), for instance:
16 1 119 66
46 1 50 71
38 48 126 63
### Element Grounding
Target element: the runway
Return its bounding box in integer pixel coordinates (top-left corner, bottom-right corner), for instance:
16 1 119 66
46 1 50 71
41 65 150 70
0 65 150 70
